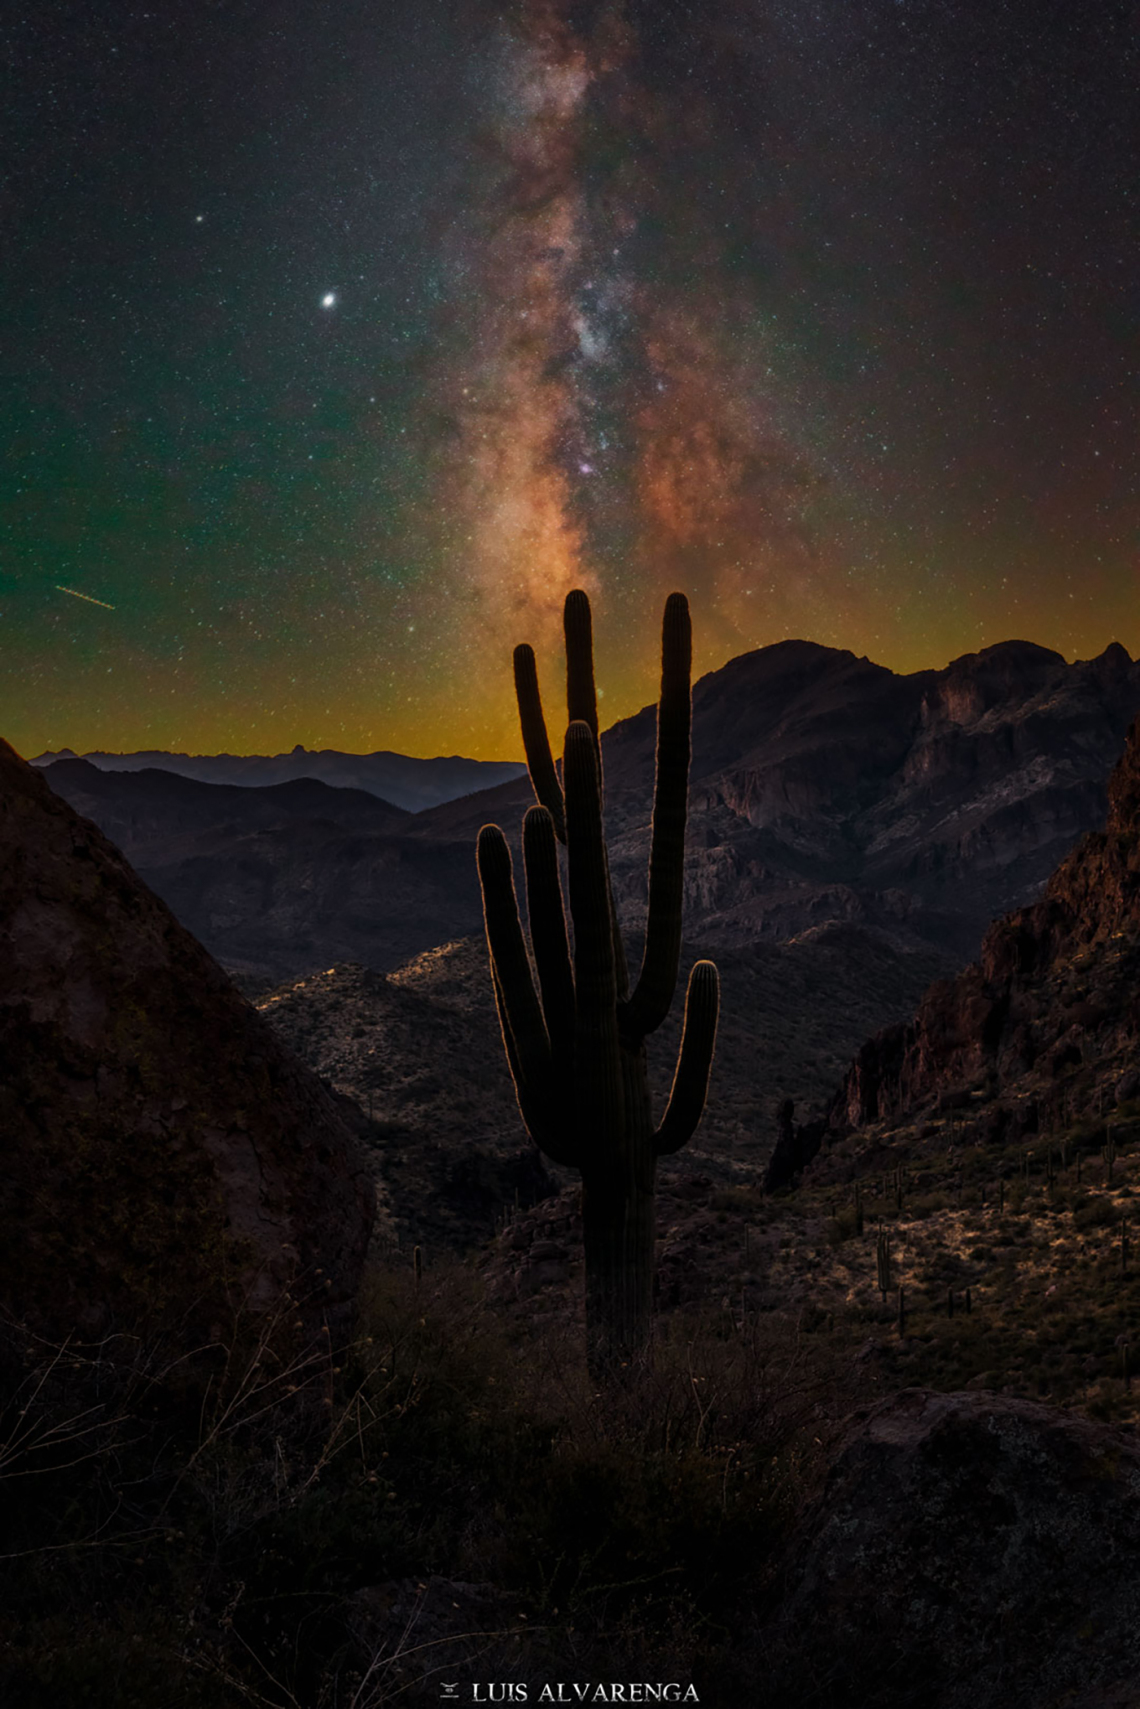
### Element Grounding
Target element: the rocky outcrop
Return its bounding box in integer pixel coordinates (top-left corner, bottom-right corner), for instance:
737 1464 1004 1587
763 1388 1140 1709
0 737 376 1343
817 713 1140 1144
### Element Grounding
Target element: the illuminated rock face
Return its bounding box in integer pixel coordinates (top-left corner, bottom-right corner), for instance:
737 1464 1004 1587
0 737 375 1344
770 709 1140 1192
875 711 1140 1122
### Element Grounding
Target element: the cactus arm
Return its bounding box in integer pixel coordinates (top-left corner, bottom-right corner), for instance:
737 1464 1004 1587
654 959 719 1156
562 589 630 999
479 824 581 1165
564 721 624 1152
490 962 581 1167
477 824 552 1086
523 804 576 1075
623 592 692 1041
564 588 599 738
514 643 566 842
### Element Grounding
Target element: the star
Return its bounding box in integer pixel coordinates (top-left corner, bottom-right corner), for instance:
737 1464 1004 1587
321 292 337 309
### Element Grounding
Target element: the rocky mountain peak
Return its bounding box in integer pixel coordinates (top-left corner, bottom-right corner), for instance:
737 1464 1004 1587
921 639 1068 728
1107 712 1140 835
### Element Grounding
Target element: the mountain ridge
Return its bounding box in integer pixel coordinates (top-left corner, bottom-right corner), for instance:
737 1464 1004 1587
29 743 526 814
33 634 1140 982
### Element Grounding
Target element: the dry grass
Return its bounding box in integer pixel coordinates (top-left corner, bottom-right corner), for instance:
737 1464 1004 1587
0 1259 830 1708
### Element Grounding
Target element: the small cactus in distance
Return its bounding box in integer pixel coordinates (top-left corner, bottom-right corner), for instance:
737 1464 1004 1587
477 590 719 1370
876 1228 892 1303
1105 1128 1118 1185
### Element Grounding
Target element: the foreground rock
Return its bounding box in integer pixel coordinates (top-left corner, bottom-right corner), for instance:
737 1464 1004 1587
763 1388 1140 1709
0 738 376 1343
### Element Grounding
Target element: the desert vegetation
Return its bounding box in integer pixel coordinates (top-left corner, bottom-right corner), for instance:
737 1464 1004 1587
8 1091 1140 1705
0 1262 831 1706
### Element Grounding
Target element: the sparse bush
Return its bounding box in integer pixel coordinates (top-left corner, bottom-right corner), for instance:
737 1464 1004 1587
1074 1197 1118 1231
0 1262 828 1707
827 1204 862 1245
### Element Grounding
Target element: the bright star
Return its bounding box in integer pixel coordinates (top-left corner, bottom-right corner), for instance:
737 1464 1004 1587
321 292 337 308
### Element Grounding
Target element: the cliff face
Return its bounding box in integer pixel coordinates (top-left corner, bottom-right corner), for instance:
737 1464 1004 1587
0 738 376 1342
821 711 1140 1147
420 634 1140 965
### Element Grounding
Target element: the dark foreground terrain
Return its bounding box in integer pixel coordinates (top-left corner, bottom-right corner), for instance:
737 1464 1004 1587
9 692 1140 1704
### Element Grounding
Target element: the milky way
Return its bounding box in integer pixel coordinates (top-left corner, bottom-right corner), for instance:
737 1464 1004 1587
425 0 836 709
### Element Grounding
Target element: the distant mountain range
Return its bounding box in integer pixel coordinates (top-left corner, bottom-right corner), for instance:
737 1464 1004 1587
29 743 525 813
422 635 1140 959
32 636 1140 983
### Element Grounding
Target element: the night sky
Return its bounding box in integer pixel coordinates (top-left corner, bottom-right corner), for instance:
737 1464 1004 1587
3 1 1136 761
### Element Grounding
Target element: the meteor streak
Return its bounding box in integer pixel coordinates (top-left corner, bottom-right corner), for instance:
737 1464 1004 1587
57 586 115 609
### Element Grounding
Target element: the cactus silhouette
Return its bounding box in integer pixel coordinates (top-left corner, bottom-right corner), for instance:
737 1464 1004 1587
477 589 719 1368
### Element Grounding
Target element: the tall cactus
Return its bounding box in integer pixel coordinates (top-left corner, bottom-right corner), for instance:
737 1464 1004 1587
477 590 719 1369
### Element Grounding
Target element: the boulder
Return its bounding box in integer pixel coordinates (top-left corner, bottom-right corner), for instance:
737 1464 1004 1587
0 738 376 1344
764 1388 1140 1708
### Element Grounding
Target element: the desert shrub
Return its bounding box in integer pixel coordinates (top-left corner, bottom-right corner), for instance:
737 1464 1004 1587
1074 1197 1118 1231
709 1186 764 1215
827 1204 861 1245
902 1193 944 1220
0 1263 825 1707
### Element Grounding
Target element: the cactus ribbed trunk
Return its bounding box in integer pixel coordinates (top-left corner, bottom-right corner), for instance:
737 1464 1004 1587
582 1041 657 1365
477 591 719 1373
583 1167 656 1367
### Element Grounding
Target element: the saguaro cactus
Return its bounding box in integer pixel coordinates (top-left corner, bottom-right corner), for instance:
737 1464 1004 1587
477 590 719 1369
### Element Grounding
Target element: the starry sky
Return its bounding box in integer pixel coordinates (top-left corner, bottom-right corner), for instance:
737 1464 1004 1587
3 0 1136 760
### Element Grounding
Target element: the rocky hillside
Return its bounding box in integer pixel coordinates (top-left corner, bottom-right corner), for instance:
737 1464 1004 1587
0 737 377 1342
806 710 1140 1166
33 760 450 983
32 638 1140 986
252 926 953 1252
